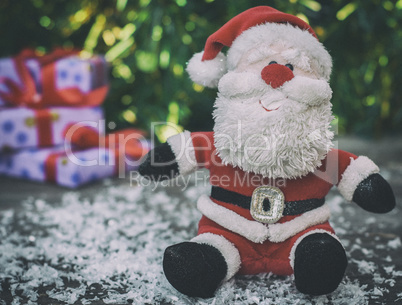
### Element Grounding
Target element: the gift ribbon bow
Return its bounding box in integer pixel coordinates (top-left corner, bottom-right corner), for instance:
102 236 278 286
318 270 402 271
65 126 149 160
0 48 109 108
44 127 149 184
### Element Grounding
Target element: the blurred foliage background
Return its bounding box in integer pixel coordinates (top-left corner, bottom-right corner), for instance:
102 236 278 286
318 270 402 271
0 0 401 141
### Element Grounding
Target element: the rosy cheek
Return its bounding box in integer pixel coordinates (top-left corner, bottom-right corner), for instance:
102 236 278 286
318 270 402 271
293 68 319 79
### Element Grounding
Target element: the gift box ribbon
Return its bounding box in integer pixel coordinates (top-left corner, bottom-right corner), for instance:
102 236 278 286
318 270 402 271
44 149 123 183
45 151 68 183
0 48 109 108
44 128 149 183
34 109 54 147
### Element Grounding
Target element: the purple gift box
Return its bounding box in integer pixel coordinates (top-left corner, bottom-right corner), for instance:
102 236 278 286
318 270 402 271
0 145 143 188
0 106 104 151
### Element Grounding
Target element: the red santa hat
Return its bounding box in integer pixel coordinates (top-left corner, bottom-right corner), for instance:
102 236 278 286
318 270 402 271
186 6 332 88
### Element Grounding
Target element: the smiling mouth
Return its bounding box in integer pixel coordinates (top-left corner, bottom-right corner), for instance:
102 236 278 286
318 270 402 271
259 100 280 112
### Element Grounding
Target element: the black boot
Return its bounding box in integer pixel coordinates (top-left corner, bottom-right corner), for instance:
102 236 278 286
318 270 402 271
294 233 347 296
163 242 228 298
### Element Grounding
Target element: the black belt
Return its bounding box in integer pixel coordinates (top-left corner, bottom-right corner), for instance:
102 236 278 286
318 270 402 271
210 186 325 216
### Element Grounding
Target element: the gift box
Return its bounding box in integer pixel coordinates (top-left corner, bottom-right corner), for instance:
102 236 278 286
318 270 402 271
0 49 109 108
0 106 104 151
0 142 151 188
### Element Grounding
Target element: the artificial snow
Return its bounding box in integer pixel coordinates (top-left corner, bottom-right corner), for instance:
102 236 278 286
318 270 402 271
387 237 401 249
0 179 400 304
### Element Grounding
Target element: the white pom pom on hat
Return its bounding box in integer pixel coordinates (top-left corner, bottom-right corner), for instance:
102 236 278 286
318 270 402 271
186 6 329 88
186 51 227 88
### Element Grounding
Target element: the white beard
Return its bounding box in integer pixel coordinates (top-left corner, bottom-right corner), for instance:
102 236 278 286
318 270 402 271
213 71 334 179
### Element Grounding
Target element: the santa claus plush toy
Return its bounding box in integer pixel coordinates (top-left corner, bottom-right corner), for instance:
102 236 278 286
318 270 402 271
139 6 395 298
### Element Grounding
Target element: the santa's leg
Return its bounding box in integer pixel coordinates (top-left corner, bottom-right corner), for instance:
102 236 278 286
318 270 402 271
163 233 241 298
291 230 347 295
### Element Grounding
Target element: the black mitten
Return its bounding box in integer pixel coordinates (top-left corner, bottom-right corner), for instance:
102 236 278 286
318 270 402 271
138 142 179 181
352 173 396 213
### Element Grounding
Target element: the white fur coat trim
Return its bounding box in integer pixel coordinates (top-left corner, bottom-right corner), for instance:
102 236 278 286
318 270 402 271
268 204 331 243
197 195 331 244
192 232 241 281
167 130 197 176
337 156 379 201
197 194 270 243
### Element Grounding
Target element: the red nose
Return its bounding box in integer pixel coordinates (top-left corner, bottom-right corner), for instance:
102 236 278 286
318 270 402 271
261 64 294 89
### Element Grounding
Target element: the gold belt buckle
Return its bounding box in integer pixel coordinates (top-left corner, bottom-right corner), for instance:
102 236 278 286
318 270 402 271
250 186 285 224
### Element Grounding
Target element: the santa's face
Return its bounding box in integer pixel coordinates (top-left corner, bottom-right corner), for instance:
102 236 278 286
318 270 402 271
213 44 334 179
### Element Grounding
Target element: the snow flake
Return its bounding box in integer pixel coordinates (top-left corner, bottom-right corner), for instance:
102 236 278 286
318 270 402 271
387 237 401 249
372 287 383 296
351 259 377 274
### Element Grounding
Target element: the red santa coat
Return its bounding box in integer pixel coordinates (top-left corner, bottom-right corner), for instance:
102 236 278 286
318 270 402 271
168 131 377 277
191 131 356 201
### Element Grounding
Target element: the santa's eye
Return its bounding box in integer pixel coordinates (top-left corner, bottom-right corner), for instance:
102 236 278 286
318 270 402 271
285 63 294 71
269 61 277 65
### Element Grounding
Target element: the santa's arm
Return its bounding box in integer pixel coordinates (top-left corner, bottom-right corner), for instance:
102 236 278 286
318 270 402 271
337 155 395 213
139 131 198 181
